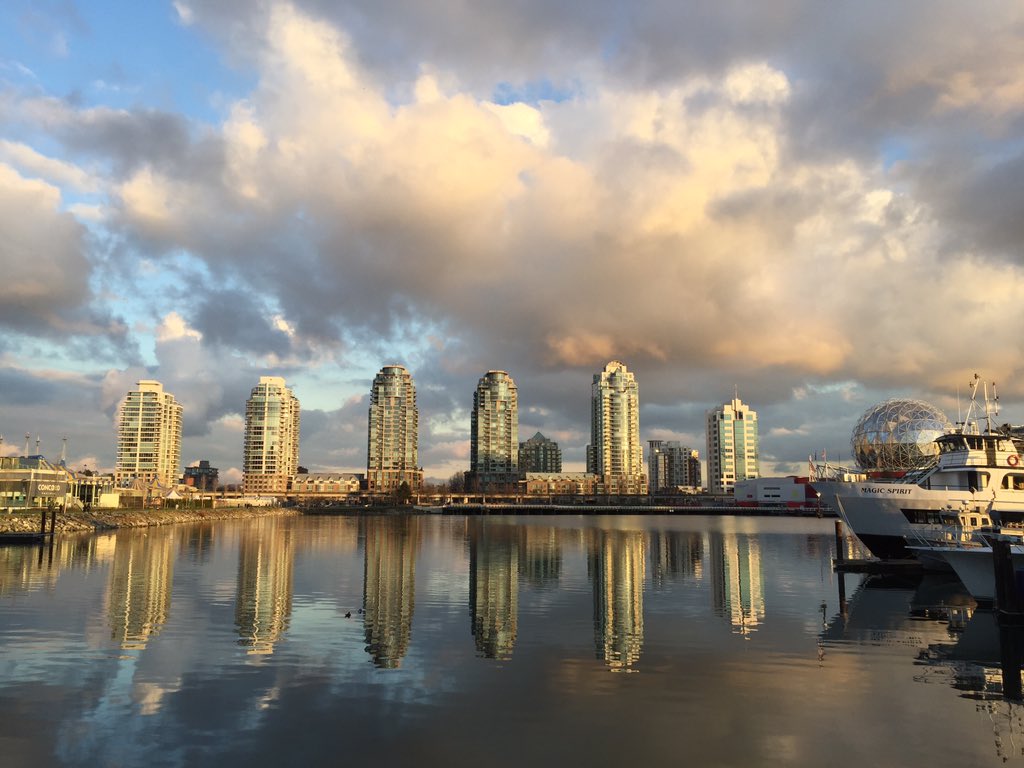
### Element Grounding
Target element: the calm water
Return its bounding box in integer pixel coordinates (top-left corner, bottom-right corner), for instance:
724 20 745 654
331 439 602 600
0 514 1019 767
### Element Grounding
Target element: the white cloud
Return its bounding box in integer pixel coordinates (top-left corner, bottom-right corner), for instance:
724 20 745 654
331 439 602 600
0 140 99 193
156 312 203 342
173 2 195 25
5 0 1024 477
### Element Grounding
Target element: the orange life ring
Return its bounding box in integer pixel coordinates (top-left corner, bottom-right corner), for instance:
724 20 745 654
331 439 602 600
1010 454 1020 467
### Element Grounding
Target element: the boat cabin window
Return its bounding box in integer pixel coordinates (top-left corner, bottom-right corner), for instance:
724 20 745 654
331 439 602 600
923 470 990 491
1003 474 1024 490
938 437 967 453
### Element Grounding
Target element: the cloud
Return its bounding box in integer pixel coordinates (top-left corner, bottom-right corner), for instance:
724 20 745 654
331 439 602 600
0 164 122 338
0 363 111 468
5 0 1024 478
191 289 291 357
0 140 99 192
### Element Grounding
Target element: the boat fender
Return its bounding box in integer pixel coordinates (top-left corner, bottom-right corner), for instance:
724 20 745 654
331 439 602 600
1010 454 1020 467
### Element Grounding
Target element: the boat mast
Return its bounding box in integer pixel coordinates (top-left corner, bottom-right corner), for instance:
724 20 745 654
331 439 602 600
986 380 999 434
961 373 999 435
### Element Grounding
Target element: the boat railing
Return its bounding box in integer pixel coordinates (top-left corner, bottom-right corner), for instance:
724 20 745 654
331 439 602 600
900 459 940 486
903 501 1002 550
905 520 980 550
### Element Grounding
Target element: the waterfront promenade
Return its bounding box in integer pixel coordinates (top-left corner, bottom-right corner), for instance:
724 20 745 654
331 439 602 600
0 505 299 535
0 500 832 536
428 503 830 518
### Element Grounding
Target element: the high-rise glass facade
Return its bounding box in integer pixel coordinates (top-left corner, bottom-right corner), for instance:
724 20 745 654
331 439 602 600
647 440 701 493
518 432 562 473
471 370 519 474
706 397 759 494
587 361 646 494
243 376 301 495
115 380 183 487
367 365 423 493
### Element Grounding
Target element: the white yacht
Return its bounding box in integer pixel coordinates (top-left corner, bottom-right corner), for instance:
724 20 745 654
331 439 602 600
908 535 1024 602
814 380 1024 559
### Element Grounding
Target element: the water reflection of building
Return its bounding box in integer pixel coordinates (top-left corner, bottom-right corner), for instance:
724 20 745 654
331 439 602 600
469 520 519 660
108 530 175 649
518 525 562 589
709 532 765 636
0 534 109 596
649 530 703 587
0 543 59 595
362 516 418 668
235 520 294 655
179 523 214 563
588 528 645 671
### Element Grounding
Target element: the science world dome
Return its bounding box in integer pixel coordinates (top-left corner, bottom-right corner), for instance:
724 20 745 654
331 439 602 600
851 399 953 472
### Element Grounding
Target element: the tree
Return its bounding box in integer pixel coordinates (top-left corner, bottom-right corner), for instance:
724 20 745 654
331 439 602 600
394 481 413 505
447 472 466 493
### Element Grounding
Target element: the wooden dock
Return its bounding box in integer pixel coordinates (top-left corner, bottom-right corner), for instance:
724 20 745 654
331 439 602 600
0 531 51 545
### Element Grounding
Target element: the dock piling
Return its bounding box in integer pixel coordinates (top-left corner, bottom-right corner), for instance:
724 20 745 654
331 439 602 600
1000 623 1024 701
992 539 1023 613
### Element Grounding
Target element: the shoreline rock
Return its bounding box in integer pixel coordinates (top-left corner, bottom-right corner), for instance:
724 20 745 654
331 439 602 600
0 506 300 535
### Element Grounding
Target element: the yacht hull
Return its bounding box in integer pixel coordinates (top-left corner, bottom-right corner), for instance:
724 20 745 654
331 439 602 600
924 546 1024 603
815 481 986 559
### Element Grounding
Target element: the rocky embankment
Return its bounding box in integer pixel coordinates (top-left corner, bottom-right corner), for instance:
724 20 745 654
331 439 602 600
0 506 300 535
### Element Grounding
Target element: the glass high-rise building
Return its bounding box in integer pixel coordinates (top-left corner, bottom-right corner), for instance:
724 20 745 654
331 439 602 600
367 365 423 493
471 370 519 474
648 440 701 494
243 376 301 495
586 361 646 494
519 432 562 473
706 396 759 495
115 380 183 487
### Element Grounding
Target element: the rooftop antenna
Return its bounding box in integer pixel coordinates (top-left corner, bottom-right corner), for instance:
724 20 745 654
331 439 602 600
60 436 67 466
23 433 30 456
963 373 982 435
35 435 41 455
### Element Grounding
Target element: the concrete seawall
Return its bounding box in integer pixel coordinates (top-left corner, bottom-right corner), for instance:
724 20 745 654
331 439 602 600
0 506 300 535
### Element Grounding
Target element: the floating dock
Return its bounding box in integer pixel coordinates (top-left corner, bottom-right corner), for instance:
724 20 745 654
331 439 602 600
0 531 51 545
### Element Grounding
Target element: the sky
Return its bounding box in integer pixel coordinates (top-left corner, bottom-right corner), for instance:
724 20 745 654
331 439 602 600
1 1 1023 485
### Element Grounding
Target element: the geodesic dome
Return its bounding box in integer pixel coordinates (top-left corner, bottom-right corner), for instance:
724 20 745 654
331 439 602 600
851 399 952 472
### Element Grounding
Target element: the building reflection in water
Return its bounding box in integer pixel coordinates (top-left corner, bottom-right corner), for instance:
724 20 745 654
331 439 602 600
709 531 765 636
469 519 519 660
179 523 214 563
0 543 60 596
588 528 645 671
107 530 175 650
0 534 116 597
649 529 703 587
518 525 562 589
362 515 418 669
235 518 294 655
